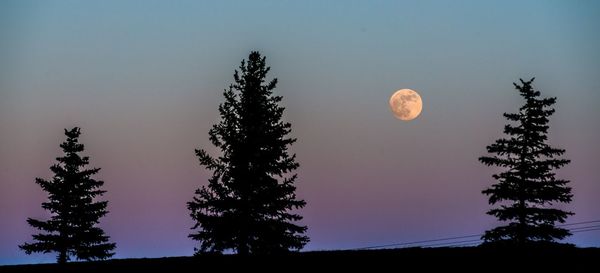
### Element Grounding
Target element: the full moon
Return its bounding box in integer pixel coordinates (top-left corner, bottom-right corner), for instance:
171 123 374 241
389 89 423 121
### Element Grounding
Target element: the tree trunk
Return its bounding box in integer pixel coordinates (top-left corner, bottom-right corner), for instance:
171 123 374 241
58 250 67 264
518 199 526 245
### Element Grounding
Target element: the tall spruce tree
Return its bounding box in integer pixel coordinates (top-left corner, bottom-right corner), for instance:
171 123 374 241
20 127 115 263
479 78 573 245
188 51 308 254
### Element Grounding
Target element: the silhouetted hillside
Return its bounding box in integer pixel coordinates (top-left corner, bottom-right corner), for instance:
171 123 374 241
1 247 599 272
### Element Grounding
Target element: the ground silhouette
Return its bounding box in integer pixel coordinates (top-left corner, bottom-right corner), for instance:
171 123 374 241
1 246 598 272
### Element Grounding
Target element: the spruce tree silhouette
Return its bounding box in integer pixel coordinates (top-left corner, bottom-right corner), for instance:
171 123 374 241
480 78 573 246
188 51 308 254
20 127 115 263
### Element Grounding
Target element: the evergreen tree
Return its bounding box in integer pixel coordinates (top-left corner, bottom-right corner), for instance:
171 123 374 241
188 51 308 254
20 127 115 263
480 78 573 245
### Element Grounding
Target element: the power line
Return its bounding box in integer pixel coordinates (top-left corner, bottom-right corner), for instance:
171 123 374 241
559 220 600 227
427 227 600 248
569 224 600 231
355 234 481 250
445 225 600 246
419 239 482 248
350 219 600 250
434 223 600 248
571 227 600 233
445 241 483 247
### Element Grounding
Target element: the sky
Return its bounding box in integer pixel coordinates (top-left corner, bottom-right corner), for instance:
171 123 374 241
1 0 599 265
